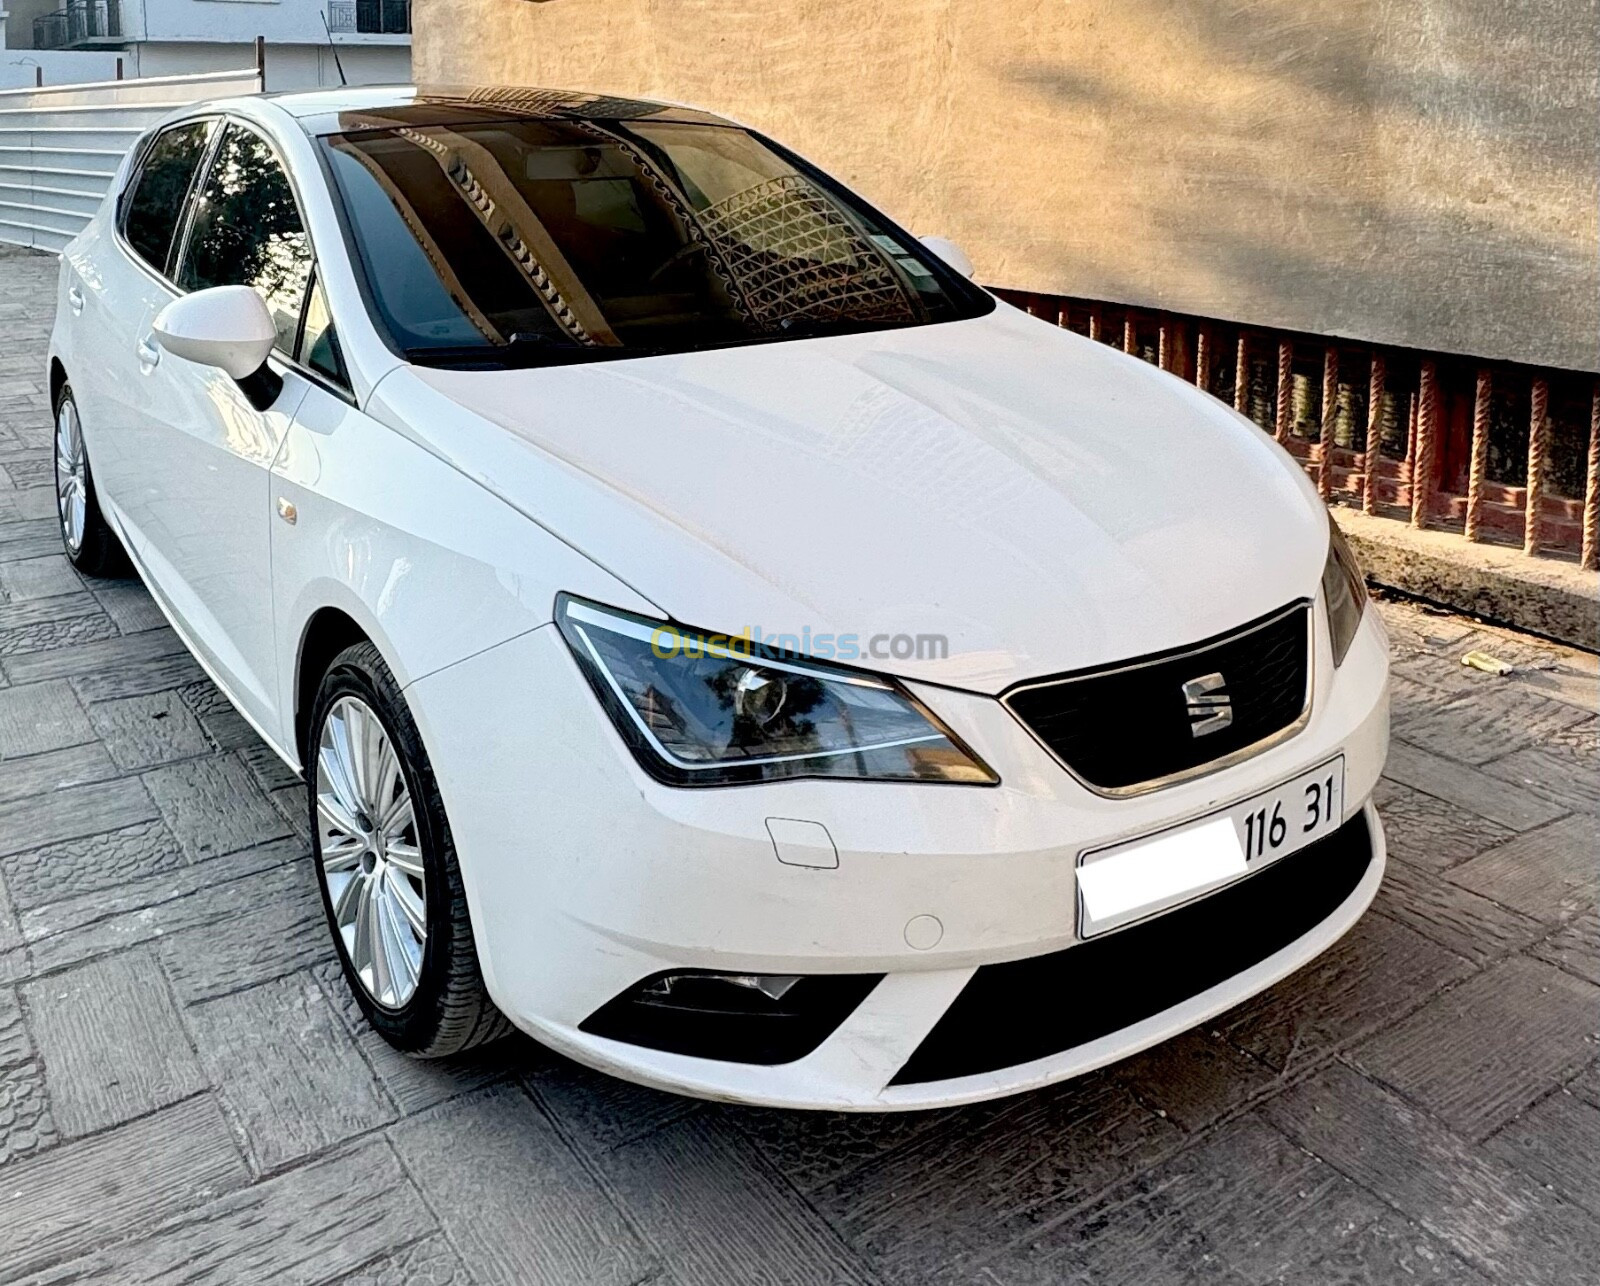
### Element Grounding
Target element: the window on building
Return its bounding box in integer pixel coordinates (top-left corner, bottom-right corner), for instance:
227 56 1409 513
178 124 314 354
122 121 213 276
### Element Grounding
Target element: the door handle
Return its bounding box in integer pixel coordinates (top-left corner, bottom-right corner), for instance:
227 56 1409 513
137 336 161 370
67 285 84 315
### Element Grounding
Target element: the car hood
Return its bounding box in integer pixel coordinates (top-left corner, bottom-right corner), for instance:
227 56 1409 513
372 304 1328 694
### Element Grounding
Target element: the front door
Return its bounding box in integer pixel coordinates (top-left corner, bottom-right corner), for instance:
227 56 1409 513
126 121 317 735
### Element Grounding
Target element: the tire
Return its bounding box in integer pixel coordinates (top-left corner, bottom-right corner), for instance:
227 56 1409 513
308 641 512 1057
52 384 127 578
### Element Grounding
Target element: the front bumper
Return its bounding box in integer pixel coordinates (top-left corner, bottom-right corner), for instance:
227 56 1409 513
406 605 1389 1110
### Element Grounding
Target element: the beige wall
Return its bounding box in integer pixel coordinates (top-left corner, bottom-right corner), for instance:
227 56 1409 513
415 0 1598 372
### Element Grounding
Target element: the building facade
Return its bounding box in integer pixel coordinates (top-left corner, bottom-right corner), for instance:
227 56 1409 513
412 0 1598 376
13 0 411 88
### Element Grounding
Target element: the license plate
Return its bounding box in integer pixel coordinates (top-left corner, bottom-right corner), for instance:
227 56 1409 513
1076 756 1345 938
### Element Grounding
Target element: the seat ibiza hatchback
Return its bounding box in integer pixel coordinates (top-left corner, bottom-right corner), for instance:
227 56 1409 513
49 86 1388 1109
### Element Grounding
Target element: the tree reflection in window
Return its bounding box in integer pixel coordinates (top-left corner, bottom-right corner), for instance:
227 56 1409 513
180 125 312 354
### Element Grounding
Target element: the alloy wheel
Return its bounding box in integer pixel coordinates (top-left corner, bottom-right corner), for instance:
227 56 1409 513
54 399 88 555
315 695 428 1008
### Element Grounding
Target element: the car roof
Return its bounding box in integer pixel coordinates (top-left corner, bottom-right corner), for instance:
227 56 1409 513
254 84 737 138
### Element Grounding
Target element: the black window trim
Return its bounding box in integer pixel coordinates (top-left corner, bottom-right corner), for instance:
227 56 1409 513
117 111 356 406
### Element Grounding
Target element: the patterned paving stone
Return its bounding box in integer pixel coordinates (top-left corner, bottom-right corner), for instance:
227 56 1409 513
0 1057 57 1166
0 775 157 859
1264 1065 1600 1286
1263 1217 1492 1286
1482 745 1600 817
1484 1089 1600 1218
180 677 263 750
525 1050 700 1156
331 1236 475 1286
0 739 117 805
22 837 302 973
156 860 333 1003
0 984 27 1067
1 624 187 686
0 1095 247 1281
978 1114 1386 1286
90 577 170 634
0 679 94 759
187 975 393 1173
68 646 208 704
390 1084 654 1286
1351 956 1600 1140
0 554 82 602
1368 776 1515 871
0 606 120 657
595 1113 873 1286
1448 814 1600 923
9 1136 424 1286
727 1098 947 1197
1372 856 1547 966
87 688 211 769
1532 907 1600 987
23 949 206 1137
812 1071 1184 1285
1111 1026 1280 1132
1215 912 1473 1075
1 817 183 911
0 878 22 985
1383 738 1568 832
1393 685 1594 765
142 752 291 861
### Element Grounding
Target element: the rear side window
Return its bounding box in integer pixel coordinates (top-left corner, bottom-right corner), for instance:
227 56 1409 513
122 121 212 274
178 123 313 353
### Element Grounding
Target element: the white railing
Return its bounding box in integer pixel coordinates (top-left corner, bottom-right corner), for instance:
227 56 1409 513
0 67 263 253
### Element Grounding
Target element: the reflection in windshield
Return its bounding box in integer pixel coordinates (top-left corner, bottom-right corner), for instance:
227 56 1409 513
321 107 989 367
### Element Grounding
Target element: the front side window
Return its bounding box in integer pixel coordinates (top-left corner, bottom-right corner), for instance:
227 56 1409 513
179 123 313 353
298 274 347 385
122 121 213 274
321 112 992 368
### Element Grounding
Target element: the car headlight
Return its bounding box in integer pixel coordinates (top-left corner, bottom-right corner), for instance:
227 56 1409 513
555 596 997 787
1322 516 1368 667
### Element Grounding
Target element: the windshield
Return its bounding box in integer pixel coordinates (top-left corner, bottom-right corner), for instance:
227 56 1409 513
320 115 992 367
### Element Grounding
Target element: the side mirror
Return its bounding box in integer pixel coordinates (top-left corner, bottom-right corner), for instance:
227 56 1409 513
152 286 276 380
920 235 975 278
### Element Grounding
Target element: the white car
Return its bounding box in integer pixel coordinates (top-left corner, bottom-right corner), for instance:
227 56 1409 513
49 86 1388 1110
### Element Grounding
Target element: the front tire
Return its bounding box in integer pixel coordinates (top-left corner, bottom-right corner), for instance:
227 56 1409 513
53 385 126 577
308 641 511 1057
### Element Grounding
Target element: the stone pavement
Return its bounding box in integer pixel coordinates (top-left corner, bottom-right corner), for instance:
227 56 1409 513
1 242 1597 1285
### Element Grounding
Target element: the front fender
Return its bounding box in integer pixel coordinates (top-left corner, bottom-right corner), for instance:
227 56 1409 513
270 388 655 768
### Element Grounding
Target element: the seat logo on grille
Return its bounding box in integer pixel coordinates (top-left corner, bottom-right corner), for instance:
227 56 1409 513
1182 672 1233 737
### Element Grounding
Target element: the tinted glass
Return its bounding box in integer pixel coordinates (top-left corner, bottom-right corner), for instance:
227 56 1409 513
322 117 991 368
123 121 212 274
299 275 346 385
179 124 313 353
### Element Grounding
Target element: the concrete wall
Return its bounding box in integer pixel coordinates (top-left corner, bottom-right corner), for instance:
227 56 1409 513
413 0 1599 373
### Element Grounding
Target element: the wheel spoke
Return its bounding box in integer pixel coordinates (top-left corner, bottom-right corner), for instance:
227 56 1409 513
319 831 364 873
329 870 363 928
315 790 364 845
376 893 418 993
380 791 414 844
385 840 424 879
321 709 365 815
354 878 385 996
385 868 427 939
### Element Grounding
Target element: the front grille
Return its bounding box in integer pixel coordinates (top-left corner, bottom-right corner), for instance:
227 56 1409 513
1004 602 1311 794
891 810 1373 1085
